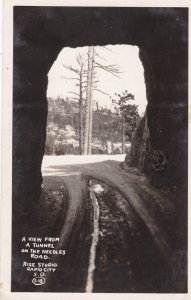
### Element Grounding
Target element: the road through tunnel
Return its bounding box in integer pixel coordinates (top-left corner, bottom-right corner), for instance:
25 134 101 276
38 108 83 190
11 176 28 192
12 6 188 292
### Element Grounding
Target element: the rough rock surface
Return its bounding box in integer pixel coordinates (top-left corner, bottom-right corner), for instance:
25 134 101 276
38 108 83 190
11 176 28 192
13 7 187 216
13 8 188 280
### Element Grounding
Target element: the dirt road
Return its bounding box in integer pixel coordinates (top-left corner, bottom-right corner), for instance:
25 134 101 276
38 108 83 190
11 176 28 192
41 155 178 292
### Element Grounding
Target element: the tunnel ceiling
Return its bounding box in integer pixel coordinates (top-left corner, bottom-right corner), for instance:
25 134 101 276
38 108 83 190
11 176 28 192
14 7 187 73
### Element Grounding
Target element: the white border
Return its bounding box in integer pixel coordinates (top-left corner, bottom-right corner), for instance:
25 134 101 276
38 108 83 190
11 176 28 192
3 0 191 7
1 1 190 299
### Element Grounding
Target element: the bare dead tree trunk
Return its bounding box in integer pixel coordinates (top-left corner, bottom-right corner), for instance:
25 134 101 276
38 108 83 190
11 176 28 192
87 47 95 155
62 54 86 155
83 46 94 155
79 71 83 154
52 138 55 155
122 107 125 154
63 47 121 155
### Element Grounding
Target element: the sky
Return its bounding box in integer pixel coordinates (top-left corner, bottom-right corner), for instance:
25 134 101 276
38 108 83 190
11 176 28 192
47 45 147 115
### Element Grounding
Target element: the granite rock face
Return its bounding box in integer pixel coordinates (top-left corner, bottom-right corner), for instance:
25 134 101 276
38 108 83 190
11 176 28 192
130 44 187 193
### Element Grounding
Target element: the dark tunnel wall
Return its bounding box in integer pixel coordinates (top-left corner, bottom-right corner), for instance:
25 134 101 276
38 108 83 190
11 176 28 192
13 7 188 223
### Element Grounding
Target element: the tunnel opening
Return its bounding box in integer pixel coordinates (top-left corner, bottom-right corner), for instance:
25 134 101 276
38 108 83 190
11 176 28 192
12 6 188 293
44 44 147 158
13 6 188 218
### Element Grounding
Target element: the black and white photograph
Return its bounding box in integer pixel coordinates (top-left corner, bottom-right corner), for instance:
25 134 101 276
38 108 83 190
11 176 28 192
1 2 189 297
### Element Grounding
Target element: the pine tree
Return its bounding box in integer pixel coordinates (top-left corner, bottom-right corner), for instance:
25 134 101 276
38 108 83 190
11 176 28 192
111 91 136 153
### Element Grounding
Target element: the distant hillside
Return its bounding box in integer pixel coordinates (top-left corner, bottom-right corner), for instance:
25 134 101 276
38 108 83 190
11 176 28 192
45 97 132 155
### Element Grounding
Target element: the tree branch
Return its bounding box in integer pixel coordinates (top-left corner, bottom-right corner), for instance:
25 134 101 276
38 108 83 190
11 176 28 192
61 76 80 81
94 62 121 77
100 46 114 53
95 62 121 72
62 64 80 75
94 88 109 95
95 50 107 62
68 91 80 97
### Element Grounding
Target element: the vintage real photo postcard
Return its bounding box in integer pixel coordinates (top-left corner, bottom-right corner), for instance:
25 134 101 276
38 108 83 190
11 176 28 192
1 0 190 299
